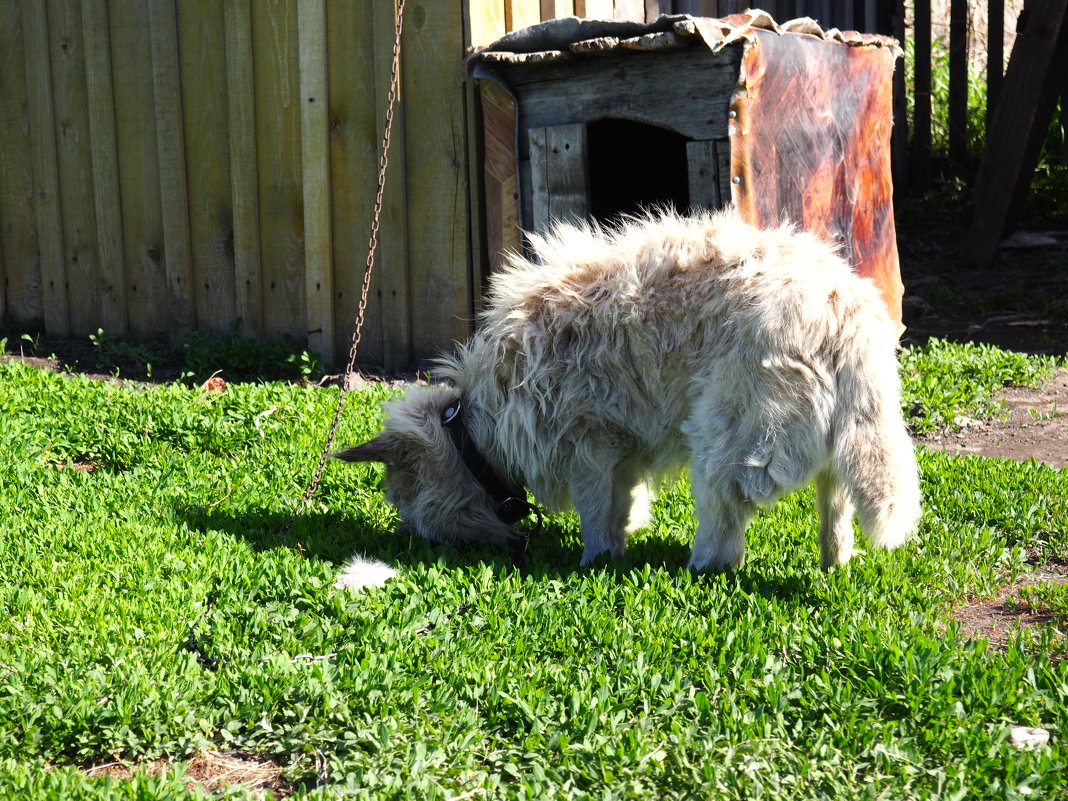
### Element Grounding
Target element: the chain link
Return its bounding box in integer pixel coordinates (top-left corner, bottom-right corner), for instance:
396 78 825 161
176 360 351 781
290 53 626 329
279 0 406 537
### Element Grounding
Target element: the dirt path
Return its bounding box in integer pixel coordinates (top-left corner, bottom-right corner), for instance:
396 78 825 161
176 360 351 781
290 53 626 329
916 368 1068 467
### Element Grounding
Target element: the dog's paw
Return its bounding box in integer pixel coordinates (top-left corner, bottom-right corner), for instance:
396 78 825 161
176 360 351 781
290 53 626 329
333 555 398 590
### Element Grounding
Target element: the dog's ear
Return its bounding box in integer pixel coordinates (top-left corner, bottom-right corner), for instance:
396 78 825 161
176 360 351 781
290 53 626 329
331 435 403 466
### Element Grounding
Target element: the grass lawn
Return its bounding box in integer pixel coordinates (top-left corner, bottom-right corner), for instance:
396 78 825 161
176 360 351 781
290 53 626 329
1 338 1066 799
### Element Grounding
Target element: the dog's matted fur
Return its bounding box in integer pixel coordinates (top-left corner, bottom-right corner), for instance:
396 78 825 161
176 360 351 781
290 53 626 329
335 209 921 570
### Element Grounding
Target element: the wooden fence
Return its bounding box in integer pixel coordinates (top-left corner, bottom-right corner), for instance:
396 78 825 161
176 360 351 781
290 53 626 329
1 0 478 368
0 0 1044 367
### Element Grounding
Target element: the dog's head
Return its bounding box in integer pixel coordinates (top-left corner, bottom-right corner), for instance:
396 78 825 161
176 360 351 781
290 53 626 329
333 385 519 547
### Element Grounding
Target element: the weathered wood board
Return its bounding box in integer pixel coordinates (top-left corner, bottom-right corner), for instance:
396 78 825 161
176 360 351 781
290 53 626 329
529 123 590 229
504 48 741 151
223 0 263 339
179 0 238 335
0 0 43 329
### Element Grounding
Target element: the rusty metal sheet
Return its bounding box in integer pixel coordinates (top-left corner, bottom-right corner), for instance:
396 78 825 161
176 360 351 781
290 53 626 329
729 29 903 327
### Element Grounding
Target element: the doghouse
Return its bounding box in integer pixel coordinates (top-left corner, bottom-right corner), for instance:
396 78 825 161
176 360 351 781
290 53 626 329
466 11 905 324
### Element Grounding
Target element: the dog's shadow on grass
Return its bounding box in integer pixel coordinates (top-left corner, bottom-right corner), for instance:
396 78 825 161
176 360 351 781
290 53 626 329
177 503 818 605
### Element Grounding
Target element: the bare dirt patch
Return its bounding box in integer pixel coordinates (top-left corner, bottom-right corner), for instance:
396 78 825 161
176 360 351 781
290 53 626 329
951 562 1068 649
916 368 1068 467
82 750 291 797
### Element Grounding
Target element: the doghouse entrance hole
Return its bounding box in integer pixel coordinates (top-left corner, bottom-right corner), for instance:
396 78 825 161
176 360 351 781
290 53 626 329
587 118 690 224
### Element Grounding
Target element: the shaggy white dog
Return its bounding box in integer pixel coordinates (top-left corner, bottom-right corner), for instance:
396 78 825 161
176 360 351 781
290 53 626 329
335 209 920 571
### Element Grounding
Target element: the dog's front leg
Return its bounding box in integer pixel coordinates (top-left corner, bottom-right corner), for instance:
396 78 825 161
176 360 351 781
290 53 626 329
570 461 629 565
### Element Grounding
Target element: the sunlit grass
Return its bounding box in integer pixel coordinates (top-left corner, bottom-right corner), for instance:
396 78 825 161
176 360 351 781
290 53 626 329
0 341 1065 799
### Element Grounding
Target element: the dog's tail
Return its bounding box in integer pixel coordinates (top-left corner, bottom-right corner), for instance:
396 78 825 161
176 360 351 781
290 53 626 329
831 322 922 552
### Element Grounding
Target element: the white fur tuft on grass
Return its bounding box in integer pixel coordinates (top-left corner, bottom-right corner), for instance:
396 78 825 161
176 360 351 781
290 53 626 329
333 554 398 590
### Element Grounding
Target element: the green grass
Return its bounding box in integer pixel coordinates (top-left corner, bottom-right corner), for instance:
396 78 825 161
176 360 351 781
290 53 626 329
900 337 1064 433
1 341 1066 799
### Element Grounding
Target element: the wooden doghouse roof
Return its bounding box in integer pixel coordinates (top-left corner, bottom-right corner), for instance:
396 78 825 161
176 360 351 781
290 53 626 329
470 10 901 65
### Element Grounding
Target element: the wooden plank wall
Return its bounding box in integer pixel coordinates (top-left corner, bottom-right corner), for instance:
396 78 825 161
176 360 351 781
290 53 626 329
0 0 466 368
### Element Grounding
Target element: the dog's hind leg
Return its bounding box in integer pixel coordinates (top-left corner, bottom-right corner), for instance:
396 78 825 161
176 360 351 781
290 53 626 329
688 478 754 571
815 469 855 569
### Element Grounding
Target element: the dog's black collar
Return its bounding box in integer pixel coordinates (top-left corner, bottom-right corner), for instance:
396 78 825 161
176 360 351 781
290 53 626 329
441 398 534 526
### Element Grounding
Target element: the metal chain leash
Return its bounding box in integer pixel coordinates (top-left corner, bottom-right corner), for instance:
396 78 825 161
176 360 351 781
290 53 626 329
278 0 406 538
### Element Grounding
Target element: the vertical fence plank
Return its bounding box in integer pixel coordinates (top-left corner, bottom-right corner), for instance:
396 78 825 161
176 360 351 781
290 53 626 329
911 0 931 190
402 0 470 360
82 0 127 334
149 0 195 332
372 0 411 369
575 0 614 17
326 0 382 364
47 0 101 336
644 1 671 22
298 0 334 364
614 0 644 21
109 0 167 336
948 0 968 171
507 0 541 30
468 0 506 47
987 0 1004 130
0 0 45 330
542 0 575 21
178 1 237 334
891 0 908 193
252 0 304 341
223 0 263 339
960 0 1068 263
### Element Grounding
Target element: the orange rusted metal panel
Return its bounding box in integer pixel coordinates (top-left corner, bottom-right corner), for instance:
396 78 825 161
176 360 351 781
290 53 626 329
729 28 903 326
